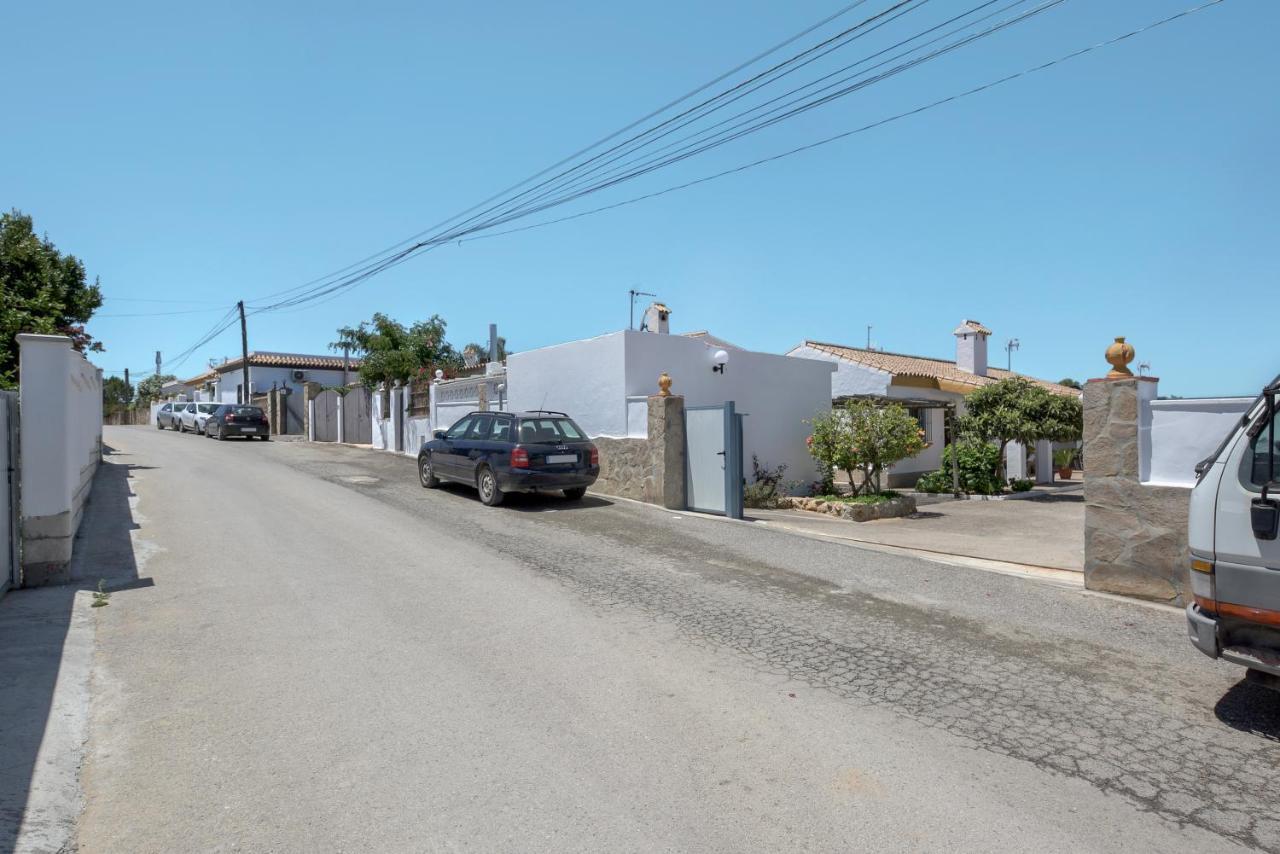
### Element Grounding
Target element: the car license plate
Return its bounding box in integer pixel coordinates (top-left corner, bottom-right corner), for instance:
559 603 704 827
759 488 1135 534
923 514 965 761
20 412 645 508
242 427 258 433
547 454 576 464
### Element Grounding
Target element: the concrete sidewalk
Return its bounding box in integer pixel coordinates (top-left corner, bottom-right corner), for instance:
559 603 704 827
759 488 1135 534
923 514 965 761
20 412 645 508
749 491 1084 572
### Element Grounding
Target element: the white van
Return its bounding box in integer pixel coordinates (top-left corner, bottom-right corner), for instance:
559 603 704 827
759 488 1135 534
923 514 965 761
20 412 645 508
1187 377 1280 688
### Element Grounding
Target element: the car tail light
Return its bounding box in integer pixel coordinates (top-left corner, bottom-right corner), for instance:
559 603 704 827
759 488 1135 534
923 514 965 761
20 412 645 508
224 413 235 422
511 448 530 469
589 446 599 466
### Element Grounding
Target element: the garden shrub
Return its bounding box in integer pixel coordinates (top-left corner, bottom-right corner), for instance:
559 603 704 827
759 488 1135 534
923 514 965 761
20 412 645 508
743 456 789 509
913 440 1003 495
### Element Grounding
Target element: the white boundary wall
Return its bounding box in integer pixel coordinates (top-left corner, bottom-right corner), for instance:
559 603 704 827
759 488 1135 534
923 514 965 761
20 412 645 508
17 334 103 583
508 331 834 490
1141 395 1251 487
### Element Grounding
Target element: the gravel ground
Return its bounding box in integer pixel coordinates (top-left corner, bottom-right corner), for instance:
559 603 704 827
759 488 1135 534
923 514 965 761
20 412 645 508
67 427 1280 852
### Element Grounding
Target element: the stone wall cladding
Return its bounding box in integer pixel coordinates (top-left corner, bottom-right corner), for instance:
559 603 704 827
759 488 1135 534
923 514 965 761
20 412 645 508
593 437 649 502
1083 378 1190 605
782 494 916 522
592 396 688 510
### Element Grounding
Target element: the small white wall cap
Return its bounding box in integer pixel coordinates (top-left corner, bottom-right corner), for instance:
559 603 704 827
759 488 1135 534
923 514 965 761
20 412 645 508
713 349 729 364
952 320 992 336
16 333 74 345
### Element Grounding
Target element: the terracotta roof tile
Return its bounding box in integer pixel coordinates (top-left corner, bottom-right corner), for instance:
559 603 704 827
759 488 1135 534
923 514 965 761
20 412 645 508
214 351 363 372
802 341 1078 397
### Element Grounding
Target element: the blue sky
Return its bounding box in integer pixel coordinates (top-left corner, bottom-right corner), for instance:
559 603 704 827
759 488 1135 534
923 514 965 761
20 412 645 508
5 0 1275 396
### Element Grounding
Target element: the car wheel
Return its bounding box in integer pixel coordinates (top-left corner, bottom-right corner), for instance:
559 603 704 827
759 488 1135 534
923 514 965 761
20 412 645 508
261 435 270 441
217 427 227 441
156 419 163 430
477 466 504 506
419 454 440 488
563 487 587 501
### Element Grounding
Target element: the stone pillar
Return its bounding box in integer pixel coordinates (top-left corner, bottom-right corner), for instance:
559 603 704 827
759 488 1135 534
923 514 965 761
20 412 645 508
644 394 686 510
336 393 346 443
1083 374 1189 604
477 381 488 413
302 382 322 439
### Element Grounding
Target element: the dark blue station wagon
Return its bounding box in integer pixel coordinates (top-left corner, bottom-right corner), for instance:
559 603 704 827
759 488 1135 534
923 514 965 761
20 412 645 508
418 411 599 506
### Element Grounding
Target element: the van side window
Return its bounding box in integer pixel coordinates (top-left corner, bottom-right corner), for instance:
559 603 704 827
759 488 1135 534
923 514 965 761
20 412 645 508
1245 409 1280 487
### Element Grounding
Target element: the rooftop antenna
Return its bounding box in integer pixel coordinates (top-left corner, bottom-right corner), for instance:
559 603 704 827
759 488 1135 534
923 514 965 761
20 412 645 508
866 324 873 350
1138 361 1151 377
629 288 657 330
1005 338 1021 371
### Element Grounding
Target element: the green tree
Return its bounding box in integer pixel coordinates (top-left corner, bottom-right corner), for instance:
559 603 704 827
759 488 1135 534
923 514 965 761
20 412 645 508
136 373 177 403
1058 377 1082 389
330 313 461 388
958 378 1083 483
102 376 134 412
806 399 926 496
462 337 509 367
0 209 104 387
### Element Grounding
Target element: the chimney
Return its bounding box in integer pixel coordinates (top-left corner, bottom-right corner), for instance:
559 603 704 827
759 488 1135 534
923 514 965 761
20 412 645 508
953 319 990 376
640 302 671 334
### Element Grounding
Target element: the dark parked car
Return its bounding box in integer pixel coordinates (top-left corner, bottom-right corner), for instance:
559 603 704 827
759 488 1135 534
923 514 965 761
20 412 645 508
204 404 271 441
418 410 599 506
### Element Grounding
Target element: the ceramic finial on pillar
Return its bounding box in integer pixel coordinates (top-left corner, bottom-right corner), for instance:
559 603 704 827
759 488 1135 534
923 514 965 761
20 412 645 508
1105 337 1135 379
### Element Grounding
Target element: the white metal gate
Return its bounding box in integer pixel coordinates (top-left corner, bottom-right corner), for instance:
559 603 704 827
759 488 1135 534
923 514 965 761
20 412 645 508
1 391 19 593
685 402 744 519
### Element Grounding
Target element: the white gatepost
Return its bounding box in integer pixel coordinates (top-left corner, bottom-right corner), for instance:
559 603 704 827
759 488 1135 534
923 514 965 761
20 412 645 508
307 399 316 441
429 377 439 434
336 393 345 444
1005 442 1028 481
1034 439 1054 484
390 381 403 453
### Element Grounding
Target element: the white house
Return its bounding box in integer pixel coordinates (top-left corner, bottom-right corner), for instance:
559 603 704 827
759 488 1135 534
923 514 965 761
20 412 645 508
506 325 836 490
787 320 1080 487
207 351 360 403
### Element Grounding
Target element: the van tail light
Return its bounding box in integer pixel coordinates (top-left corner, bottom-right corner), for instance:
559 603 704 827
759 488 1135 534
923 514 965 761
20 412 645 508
511 448 530 469
1191 559 1216 613
589 446 599 466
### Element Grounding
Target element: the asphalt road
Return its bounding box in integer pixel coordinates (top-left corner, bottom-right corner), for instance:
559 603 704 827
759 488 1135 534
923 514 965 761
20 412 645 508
72 426 1280 852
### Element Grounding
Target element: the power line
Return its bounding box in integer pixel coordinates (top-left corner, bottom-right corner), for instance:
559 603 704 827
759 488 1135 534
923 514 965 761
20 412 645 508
242 0 882 307
462 0 1229 244
247 0 1053 314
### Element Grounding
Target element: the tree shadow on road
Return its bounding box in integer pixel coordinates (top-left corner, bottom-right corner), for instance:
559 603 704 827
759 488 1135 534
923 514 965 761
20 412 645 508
0 448 152 851
1214 679 1280 742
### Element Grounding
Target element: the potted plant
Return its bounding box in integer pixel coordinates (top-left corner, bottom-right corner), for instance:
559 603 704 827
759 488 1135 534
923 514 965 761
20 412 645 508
1052 447 1076 481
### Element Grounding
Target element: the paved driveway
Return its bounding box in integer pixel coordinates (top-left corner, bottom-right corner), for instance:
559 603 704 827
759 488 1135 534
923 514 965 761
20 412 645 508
10 426 1280 852
752 492 1084 571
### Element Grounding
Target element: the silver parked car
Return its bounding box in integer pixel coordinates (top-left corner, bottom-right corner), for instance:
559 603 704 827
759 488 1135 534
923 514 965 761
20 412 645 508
177 402 222 434
156 402 181 430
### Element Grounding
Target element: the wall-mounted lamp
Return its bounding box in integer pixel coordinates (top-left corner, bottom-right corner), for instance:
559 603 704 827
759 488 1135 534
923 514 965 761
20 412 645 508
711 349 729 374
434 369 444 381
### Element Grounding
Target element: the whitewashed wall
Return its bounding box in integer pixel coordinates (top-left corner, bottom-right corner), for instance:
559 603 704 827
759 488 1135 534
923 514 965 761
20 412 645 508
507 334 628 435
509 331 834 491
17 334 103 582
1142 396 1252 487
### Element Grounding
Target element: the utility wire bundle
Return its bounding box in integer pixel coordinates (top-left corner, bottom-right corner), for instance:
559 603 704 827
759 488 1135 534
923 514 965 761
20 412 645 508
121 0 1226 373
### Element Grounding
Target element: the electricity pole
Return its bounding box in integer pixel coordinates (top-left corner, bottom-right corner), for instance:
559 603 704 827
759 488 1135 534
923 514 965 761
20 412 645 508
1005 338 1020 371
238 301 250 404
342 343 350 387
123 367 130 391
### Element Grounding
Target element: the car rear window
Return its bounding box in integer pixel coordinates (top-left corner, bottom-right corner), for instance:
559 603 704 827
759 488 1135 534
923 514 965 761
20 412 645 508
233 406 264 417
518 418 585 443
